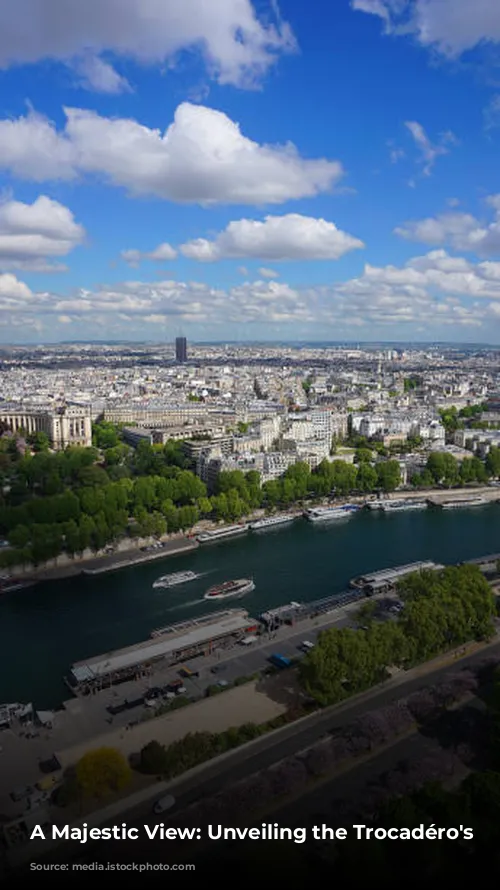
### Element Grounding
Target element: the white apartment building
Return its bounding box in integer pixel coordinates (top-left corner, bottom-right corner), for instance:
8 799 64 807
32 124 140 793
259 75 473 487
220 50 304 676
330 412 349 439
285 418 314 442
454 428 500 454
359 415 385 438
197 449 297 488
259 416 281 449
414 420 446 443
262 451 297 480
103 404 237 428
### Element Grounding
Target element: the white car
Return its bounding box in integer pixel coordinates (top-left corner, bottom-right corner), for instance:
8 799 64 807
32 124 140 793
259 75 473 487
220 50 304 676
153 794 176 814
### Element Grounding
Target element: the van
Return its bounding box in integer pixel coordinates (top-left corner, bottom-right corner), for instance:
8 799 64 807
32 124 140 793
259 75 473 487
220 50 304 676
153 795 176 814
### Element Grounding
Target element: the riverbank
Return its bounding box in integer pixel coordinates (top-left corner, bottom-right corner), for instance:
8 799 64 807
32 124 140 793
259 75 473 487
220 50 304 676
2 504 500 713
4 484 499 584
81 538 199 576
5 534 199 583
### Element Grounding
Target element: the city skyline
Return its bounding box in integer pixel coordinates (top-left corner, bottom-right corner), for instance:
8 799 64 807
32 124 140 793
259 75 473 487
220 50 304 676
0 1 500 343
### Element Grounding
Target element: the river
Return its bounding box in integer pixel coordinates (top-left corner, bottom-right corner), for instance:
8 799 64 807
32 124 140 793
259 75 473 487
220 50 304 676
2 505 499 708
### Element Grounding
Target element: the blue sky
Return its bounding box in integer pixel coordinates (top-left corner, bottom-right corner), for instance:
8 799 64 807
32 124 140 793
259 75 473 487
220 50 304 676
0 0 500 343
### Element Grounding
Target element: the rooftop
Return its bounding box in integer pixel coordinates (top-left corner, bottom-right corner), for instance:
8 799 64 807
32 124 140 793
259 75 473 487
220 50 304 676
356 561 443 585
70 609 253 682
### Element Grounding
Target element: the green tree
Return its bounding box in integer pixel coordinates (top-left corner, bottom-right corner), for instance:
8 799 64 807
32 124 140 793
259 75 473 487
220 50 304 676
139 741 168 774
376 460 401 492
486 446 500 478
27 431 50 452
354 448 373 464
356 462 378 492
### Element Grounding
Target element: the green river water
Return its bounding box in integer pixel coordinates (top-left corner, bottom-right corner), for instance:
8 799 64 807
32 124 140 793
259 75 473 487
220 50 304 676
1 505 499 708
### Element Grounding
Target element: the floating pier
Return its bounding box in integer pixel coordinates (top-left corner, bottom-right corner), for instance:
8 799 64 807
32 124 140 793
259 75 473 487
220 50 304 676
259 589 366 626
68 608 257 692
350 560 444 594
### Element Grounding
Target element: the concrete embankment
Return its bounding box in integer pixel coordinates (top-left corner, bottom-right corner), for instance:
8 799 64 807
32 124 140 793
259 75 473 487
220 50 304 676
5 484 500 583
81 539 199 575
8 535 198 582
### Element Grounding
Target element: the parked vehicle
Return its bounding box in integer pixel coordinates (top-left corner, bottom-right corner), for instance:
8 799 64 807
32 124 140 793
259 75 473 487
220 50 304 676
153 795 176 814
269 653 291 669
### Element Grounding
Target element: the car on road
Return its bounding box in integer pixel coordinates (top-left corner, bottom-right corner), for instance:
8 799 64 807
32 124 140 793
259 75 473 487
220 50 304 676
217 680 229 688
180 666 199 679
210 665 227 674
153 794 176 814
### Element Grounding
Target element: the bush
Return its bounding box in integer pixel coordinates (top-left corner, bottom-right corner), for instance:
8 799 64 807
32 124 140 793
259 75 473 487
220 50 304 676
139 741 167 775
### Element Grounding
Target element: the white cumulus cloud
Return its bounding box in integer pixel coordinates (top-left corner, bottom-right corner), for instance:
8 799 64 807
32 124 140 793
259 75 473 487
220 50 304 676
180 214 364 261
0 195 85 272
6 254 500 338
121 243 177 267
337 249 500 301
0 103 343 205
352 0 500 58
395 196 500 256
0 0 295 91
74 55 132 94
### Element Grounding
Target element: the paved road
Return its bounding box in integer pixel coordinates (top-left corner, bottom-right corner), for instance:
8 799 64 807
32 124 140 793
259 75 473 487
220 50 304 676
27 640 499 871
120 643 499 827
196 731 446 867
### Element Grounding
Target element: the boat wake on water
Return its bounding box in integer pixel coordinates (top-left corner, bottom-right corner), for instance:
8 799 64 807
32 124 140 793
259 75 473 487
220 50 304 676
165 597 206 610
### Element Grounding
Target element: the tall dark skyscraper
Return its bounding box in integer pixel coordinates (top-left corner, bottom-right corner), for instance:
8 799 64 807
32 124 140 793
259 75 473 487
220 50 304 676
175 336 187 363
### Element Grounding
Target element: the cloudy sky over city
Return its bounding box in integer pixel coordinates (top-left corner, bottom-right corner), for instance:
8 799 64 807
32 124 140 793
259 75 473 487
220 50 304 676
1 0 500 342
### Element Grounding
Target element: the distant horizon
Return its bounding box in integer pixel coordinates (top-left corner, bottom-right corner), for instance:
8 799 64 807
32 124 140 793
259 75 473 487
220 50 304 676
1 339 499 350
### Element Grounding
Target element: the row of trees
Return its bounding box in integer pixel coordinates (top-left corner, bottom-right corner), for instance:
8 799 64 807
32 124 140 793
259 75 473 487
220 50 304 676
0 420 406 566
411 449 494 488
137 714 292 780
439 402 486 432
165 656 500 876
159 670 479 838
299 565 496 705
1 414 499 568
0 468 210 565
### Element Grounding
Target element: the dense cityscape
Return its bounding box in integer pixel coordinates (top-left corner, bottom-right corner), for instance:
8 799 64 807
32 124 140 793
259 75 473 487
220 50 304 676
2 0 500 879
1 339 500 878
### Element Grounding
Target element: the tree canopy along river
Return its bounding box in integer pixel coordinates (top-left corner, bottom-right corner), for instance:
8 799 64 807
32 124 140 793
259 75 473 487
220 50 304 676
1 505 499 707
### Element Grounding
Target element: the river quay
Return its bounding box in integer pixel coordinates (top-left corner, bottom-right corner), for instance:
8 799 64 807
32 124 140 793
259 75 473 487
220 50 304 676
5 485 499 584
81 538 198 576
0 603 360 818
2 498 500 708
